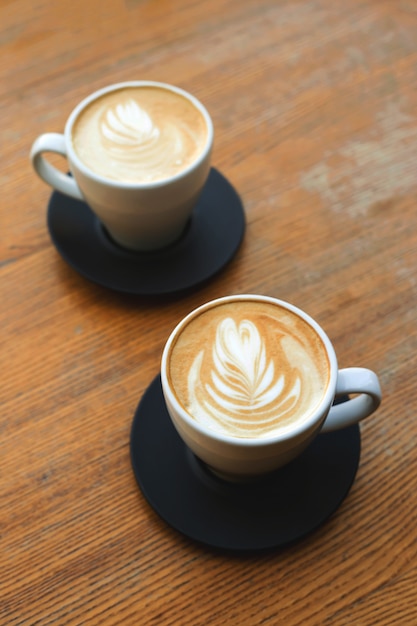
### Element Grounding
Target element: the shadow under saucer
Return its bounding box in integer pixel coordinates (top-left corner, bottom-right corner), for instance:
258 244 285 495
130 375 361 552
47 168 245 296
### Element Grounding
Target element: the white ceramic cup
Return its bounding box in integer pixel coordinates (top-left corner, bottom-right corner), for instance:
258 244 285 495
30 81 213 251
161 295 382 480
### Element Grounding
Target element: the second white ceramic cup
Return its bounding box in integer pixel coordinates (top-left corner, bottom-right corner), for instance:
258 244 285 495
30 81 213 251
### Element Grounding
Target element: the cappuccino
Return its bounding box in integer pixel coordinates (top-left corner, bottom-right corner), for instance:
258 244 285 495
71 85 208 183
167 300 330 438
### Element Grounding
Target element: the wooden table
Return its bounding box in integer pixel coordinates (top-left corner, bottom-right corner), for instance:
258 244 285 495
2 1 416 623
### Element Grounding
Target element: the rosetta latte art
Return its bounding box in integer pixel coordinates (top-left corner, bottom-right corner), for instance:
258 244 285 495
187 318 303 436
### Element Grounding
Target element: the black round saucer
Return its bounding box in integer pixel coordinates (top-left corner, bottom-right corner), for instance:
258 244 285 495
47 168 245 296
130 375 361 552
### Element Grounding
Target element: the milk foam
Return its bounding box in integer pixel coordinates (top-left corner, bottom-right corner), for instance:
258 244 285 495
71 86 208 183
101 99 160 147
169 301 330 438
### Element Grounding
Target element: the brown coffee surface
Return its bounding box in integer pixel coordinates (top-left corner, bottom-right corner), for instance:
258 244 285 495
168 300 330 438
71 86 208 183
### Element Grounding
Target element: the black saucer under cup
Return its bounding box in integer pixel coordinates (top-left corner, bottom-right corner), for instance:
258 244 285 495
130 375 361 552
46 168 245 296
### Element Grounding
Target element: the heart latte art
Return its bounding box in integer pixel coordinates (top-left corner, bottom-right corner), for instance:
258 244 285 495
168 301 330 438
71 86 208 183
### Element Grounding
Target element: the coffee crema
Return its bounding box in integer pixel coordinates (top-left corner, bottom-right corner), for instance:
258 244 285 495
71 86 208 183
168 301 330 438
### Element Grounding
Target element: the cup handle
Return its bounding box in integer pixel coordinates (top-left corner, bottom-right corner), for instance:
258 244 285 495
30 133 83 201
321 367 382 433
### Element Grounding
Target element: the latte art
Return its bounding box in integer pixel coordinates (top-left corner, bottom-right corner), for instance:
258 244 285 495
189 319 302 436
168 301 330 438
101 99 160 147
97 98 189 181
71 86 208 183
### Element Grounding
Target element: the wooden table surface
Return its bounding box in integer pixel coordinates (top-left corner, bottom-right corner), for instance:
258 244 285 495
2 1 417 624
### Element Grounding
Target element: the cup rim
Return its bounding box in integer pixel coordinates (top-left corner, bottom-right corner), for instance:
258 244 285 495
64 80 214 189
161 294 339 448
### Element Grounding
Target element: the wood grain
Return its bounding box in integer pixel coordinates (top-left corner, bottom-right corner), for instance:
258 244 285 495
2 0 417 624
